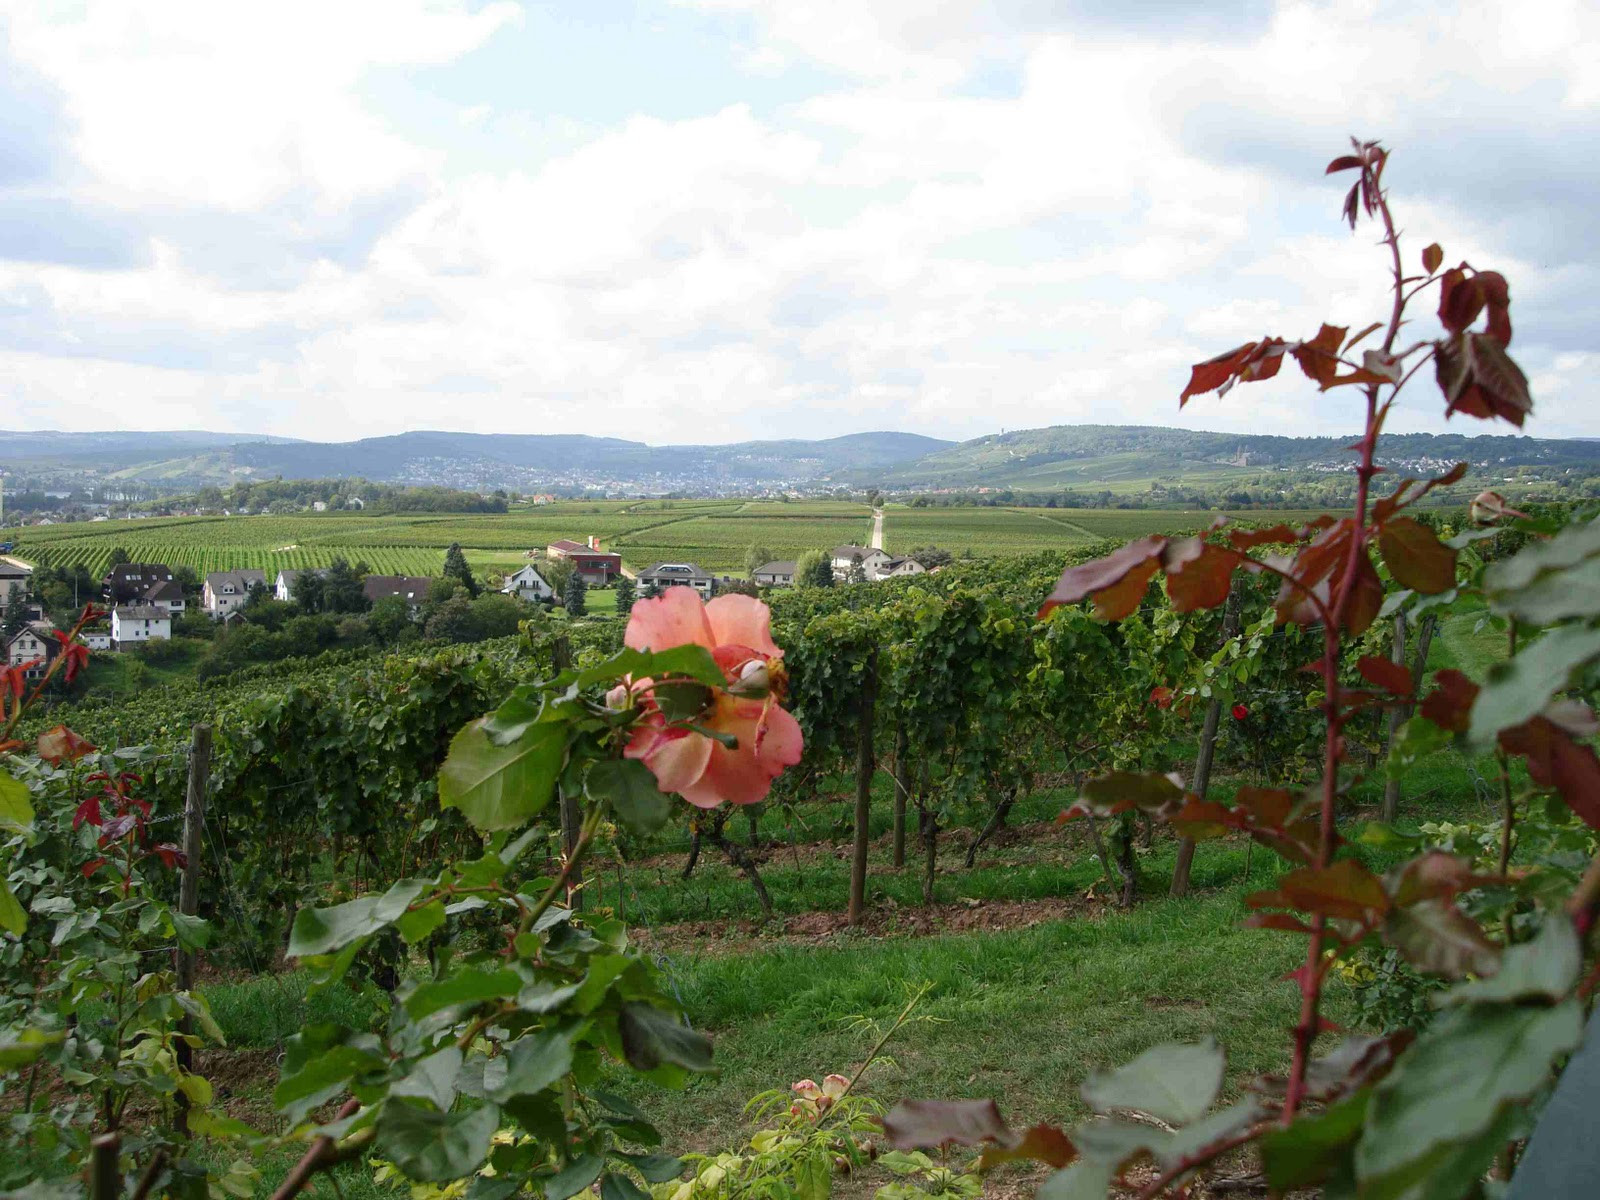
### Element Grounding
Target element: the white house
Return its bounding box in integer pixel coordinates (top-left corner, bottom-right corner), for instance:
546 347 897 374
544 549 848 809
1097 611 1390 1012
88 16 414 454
312 501 328 512
637 562 715 598
83 631 113 651
0 556 33 612
112 605 172 647
4 620 55 676
831 545 891 581
274 568 327 602
203 569 266 619
876 556 927 579
502 564 554 603
753 560 797 587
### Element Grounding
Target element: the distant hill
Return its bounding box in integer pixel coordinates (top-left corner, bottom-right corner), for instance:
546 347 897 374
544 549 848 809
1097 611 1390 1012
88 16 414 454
842 425 1600 490
4 423 1597 494
0 428 953 488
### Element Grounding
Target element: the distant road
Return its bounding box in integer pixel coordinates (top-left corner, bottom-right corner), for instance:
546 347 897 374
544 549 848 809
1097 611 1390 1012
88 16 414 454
870 507 884 551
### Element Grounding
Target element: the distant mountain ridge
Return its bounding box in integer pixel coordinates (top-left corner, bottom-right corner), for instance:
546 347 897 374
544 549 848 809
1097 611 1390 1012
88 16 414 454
3 424 1597 492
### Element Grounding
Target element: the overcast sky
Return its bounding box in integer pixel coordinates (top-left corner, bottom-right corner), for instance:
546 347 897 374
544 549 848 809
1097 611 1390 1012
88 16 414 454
2 0 1596 446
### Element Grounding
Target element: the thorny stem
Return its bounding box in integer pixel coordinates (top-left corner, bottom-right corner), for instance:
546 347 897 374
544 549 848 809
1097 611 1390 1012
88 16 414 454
1129 1126 1271 1200
520 799 607 937
269 1097 363 1200
1284 166 1408 1123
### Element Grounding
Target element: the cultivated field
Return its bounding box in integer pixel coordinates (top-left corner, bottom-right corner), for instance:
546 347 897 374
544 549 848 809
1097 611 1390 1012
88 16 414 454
9 502 1329 579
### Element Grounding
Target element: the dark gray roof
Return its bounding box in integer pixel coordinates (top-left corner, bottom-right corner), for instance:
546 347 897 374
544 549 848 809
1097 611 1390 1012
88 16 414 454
638 561 713 581
832 545 882 558
143 580 185 602
114 605 167 620
363 575 434 603
754 561 797 575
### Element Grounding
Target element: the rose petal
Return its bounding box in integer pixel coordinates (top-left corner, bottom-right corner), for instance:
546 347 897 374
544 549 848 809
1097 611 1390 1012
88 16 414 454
625 586 714 653
637 727 713 794
705 594 782 659
701 698 802 805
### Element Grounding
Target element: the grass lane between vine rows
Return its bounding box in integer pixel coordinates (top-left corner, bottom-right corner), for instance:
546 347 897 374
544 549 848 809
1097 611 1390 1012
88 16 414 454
186 752 1498 1195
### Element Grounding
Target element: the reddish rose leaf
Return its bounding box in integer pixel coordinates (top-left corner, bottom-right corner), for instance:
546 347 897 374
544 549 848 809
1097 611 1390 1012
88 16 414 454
1322 366 1399 391
1384 899 1501 979
1167 799 1233 841
1435 332 1531 427
1341 550 1384 637
1228 524 1301 550
1248 859 1389 921
1091 556 1162 621
1163 541 1239 613
884 1100 1012 1150
72 796 103 830
1038 537 1166 620
1071 771 1188 820
1357 655 1414 697
1292 323 1347 387
37 725 97 765
1420 670 1479 733
1181 342 1259 404
1386 850 1498 908
977 1123 1078 1170
1326 155 1364 174
1499 717 1600 832
1233 786 1296 828
80 857 107 878
1149 686 1174 710
1422 243 1444 274
1377 517 1458 595
1343 322 1384 354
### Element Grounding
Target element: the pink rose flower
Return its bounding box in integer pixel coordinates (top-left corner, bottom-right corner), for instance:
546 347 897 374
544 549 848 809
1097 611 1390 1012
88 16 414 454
621 588 803 808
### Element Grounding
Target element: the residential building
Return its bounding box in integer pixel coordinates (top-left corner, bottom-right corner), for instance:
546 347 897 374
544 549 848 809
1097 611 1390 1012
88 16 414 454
143 580 187 616
275 568 328 602
877 556 927 579
362 575 434 609
82 631 113 651
4 619 56 677
103 563 175 605
831 545 891 580
312 501 328 512
546 537 623 586
112 605 172 647
502 564 554 603
0 556 33 612
637 562 715 598
203 569 267 619
752 560 797 587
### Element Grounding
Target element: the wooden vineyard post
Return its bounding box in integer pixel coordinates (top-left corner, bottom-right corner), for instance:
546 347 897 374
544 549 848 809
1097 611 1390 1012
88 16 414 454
1381 611 1408 823
551 636 583 909
849 651 879 926
892 722 909 867
174 724 210 1138
1171 587 1240 897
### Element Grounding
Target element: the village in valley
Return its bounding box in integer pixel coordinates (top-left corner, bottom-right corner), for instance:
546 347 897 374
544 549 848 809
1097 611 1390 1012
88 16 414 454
1 523 930 690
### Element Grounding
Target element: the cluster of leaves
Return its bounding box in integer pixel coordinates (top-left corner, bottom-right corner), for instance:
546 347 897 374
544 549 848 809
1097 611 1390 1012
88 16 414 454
1 739 230 1194
883 140 1600 1198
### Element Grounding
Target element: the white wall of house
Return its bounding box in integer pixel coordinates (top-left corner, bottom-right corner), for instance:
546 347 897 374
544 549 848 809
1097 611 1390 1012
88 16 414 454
112 610 172 645
502 565 554 602
6 630 49 669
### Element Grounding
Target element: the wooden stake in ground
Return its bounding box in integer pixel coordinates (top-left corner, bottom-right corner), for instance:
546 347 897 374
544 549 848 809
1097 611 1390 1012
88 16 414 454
892 722 909 868
174 723 211 1139
1171 587 1240 898
849 651 878 926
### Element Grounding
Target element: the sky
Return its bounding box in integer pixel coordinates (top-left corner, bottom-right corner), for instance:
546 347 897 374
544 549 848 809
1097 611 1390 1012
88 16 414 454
1 0 1596 447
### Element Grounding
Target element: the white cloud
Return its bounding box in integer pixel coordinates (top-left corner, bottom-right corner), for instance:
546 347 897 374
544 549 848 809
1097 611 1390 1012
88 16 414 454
1 0 1596 445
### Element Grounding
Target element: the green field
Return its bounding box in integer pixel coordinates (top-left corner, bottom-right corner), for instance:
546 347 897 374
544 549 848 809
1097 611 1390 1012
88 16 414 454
9 502 1329 580
880 506 1334 556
